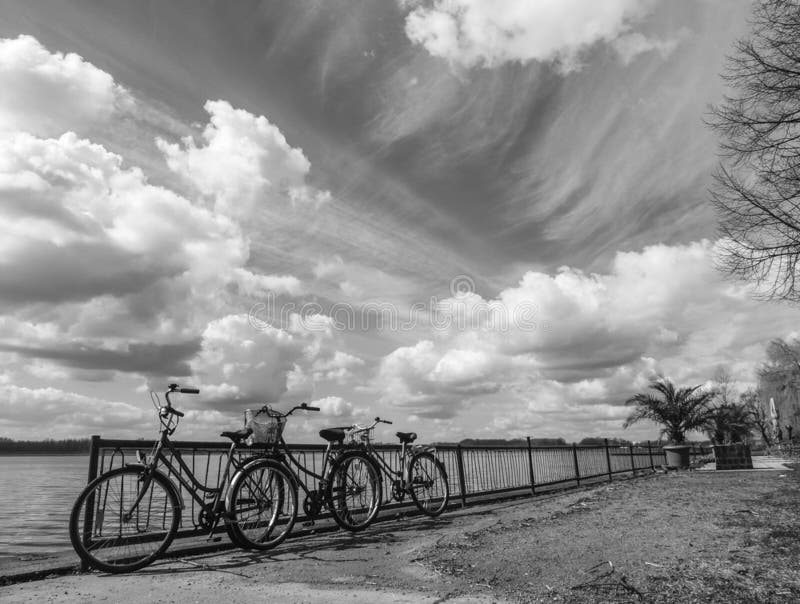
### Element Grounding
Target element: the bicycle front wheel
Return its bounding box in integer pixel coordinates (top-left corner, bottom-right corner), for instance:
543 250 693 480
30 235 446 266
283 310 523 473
326 452 382 531
408 453 449 517
227 459 297 550
69 466 180 573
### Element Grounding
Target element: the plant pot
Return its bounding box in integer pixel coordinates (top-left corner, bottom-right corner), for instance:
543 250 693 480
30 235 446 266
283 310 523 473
663 444 691 469
712 444 753 470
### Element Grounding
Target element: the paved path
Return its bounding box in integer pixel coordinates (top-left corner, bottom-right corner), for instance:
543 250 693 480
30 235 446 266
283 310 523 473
696 454 795 472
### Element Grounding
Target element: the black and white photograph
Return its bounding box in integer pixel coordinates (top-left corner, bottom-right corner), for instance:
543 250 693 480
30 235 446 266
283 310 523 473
1 1 800 602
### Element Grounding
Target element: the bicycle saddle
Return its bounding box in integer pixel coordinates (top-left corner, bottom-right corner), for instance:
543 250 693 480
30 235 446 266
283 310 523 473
396 431 417 444
221 428 252 443
319 428 346 443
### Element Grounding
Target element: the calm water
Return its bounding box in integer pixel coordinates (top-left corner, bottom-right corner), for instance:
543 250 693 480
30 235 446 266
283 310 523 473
0 455 89 563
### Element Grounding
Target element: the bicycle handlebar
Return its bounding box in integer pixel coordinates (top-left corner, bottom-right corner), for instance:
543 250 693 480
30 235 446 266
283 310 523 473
258 402 319 418
349 417 394 432
162 384 199 418
161 406 185 418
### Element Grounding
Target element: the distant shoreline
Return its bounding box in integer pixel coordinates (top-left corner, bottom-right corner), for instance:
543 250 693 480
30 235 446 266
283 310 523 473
0 452 89 456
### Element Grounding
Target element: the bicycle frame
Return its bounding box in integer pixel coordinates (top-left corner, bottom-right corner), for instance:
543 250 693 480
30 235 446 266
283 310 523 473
347 420 439 504
120 391 259 537
264 435 341 519
137 432 240 519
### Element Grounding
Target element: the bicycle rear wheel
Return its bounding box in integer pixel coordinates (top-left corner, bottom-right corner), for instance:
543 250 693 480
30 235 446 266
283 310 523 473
69 466 180 573
227 459 297 550
326 452 382 531
408 453 449 517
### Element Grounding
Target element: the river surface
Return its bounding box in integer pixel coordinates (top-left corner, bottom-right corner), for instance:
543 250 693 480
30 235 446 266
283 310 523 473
0 455 89 564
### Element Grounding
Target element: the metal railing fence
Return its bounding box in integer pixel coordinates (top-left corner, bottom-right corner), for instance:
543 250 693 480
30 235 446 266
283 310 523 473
84 436 709 544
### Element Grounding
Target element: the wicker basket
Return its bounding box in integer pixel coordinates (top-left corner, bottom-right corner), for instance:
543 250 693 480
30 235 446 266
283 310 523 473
346 425 373 445
245 407 286 446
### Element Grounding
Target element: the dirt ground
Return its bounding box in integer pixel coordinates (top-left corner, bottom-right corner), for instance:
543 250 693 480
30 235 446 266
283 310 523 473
4 466 800 603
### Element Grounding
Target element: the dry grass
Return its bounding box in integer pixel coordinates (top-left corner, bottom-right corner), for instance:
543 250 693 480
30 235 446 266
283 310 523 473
420 465 800 603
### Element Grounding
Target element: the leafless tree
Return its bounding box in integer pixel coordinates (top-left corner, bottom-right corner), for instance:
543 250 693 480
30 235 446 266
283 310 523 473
708 0 800 301
757 337 800 431
740 388 773 445
708 367 755 444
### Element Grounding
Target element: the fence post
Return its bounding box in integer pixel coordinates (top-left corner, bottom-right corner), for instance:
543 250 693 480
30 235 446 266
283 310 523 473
572 443 581 486
629 444 636 477
456 445 468 508
604 438 612 482
81 435 101 572
648 440 654 470
526 437 536 495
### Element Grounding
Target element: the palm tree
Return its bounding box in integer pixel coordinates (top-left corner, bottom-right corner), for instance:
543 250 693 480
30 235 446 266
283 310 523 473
623 378 715 444
706 403 754 444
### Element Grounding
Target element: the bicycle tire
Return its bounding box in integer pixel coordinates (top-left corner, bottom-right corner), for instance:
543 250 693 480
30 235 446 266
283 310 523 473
69 466 181 573
408 452 449 517
226 459 297 550
326 451 382 531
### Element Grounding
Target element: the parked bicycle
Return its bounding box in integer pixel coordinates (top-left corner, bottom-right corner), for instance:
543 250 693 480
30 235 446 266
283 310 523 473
330 417 450 523
68 384 311 573
232 404 382 547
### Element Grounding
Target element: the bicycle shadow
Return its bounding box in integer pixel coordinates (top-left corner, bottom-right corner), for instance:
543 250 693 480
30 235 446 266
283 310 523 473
126 515 455 577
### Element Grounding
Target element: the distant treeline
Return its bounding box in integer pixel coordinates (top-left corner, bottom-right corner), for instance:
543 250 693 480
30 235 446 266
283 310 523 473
458 437 567 447
0 436 92 454
455 437 638 447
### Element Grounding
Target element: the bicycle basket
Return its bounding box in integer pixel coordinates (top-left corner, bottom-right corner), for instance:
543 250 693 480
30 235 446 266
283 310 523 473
244 407 286 446
346 425 373 445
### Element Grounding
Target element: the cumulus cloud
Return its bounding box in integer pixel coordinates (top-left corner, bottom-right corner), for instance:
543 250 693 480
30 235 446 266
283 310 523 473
375 340 503 418
157 100 328 220
0 35 130 137
311 350 365 383
0 131 245 307
0 41 315 391
189 313 339 408
0 384 149 439
310 395 355 417
401 0 664 72
373 240 785 426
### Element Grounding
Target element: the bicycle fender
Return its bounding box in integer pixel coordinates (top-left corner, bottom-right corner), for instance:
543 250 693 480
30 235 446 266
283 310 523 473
411 445 436 455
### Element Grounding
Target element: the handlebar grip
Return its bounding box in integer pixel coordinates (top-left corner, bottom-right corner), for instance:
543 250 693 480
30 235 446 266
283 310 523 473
162 406 185 418
305 406 320 411
173 408 185 417
376 417 393 425
179 388 199 394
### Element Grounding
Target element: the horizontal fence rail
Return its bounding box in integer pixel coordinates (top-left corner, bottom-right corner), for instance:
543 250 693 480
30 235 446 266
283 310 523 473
83 436 710 548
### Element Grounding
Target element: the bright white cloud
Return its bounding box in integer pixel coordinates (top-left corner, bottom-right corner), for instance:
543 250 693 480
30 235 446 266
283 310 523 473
310 395 355 417
373 240 790 428
190 313 339 408
401 0 660 71
0 34 130 136
0 44 313 391
0 131 245 307
157 100 327 220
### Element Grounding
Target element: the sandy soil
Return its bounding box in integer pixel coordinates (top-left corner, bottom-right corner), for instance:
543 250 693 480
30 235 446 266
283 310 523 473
4 466 799 603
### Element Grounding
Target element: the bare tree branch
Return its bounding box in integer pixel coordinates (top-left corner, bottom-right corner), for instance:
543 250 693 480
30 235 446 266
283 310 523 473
708 1 800 302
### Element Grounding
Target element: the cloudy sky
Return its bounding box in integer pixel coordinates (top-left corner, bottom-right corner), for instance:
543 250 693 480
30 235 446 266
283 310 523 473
1 0 797 444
